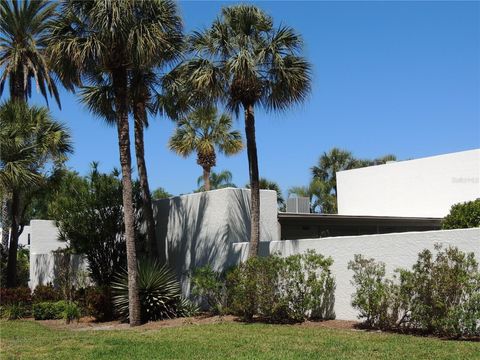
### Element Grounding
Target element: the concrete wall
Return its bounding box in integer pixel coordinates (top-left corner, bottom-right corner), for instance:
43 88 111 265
337 149 480 217
29 220 87 289
252 228 479 320
153 188 279 294
0 225 31 248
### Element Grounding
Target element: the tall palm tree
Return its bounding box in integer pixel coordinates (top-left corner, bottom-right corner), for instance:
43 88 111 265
197 170 236 191
177 5 311 256
0 101 72 287
0 0 60 249
0 0 59 105
80 69 168 259
169 107 243 191
48 0 182 326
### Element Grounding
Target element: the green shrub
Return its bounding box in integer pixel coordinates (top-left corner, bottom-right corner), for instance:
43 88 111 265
349 245 480 338
61 302 80 324
348 255 404 329
442 199 480 229
112 260 188 322
191 265 228 315
227 251 335 323
32 284 61 303
0 304 28 320
33 300 70 320
178 297 200 318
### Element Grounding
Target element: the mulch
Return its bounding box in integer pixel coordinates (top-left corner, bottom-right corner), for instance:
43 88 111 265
30 315 361 332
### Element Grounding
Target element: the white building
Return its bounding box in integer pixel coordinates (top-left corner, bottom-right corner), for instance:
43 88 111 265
336 149 480 218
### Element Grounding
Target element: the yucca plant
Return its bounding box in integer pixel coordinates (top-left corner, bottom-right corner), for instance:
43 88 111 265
112 260 195 322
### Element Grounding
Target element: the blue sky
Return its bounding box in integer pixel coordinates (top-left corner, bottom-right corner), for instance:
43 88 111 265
21 1 480 197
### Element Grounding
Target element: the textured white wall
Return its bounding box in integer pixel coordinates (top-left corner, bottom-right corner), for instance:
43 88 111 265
259 228 480 320
153 188 279 294
0 225 31 248
29 220 87 289
337 149 480 217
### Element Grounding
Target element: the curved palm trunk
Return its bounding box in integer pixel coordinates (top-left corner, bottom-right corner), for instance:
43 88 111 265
6 191 20 287
202 167 211 191
133 105 157 259
245 104 260 257
112 67 141 327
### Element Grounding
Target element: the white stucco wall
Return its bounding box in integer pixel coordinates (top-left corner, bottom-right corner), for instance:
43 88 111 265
153 188 279 294
256 228 480 321
29 220 87 289
0 225 31 248
337 149 480 217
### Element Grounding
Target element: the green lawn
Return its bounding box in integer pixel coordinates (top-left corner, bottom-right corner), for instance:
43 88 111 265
1 320 479 359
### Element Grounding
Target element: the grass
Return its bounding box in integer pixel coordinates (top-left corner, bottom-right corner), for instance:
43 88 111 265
1 320 479 359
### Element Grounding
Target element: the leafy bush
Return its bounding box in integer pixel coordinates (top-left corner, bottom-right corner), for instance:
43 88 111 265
191 265 229 315
49 164 146 287
442 199 480 229
0 304 28 320
33 301 69 320
61 302 81 324
0 287 32 306
348 245 480 338
112 260 190 322
32 284 61 303
221 251 335 323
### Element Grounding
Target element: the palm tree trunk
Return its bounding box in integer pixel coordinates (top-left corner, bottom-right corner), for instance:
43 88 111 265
244 104 260 257
1 195 10 250
5 70 26 286
112 67 141 327
6 190 20 287
203 167 211 191
133 104 157 259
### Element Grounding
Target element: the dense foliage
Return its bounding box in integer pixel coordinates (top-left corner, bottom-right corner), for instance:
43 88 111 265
442 199 480 229
49 163 145 286
32 300 80 323
112 260 196 322
192 251 336 323
348 246 480 338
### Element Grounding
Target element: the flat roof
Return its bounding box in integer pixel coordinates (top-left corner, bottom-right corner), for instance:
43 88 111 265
278 212 442 226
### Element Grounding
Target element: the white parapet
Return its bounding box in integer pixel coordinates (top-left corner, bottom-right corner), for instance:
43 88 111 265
153 188 279 294
337 149 480 218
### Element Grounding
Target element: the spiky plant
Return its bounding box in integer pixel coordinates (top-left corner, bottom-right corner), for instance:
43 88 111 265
48 0 183 326
112 260 195 322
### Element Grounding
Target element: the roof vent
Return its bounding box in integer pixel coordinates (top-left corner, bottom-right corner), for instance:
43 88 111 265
287 197 310 213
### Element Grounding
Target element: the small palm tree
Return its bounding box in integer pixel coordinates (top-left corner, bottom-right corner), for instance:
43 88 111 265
197 170 236 191
177 5 311 256
48 0 183 326
169 107 243 191
0 100 72 287
0 0 59 106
